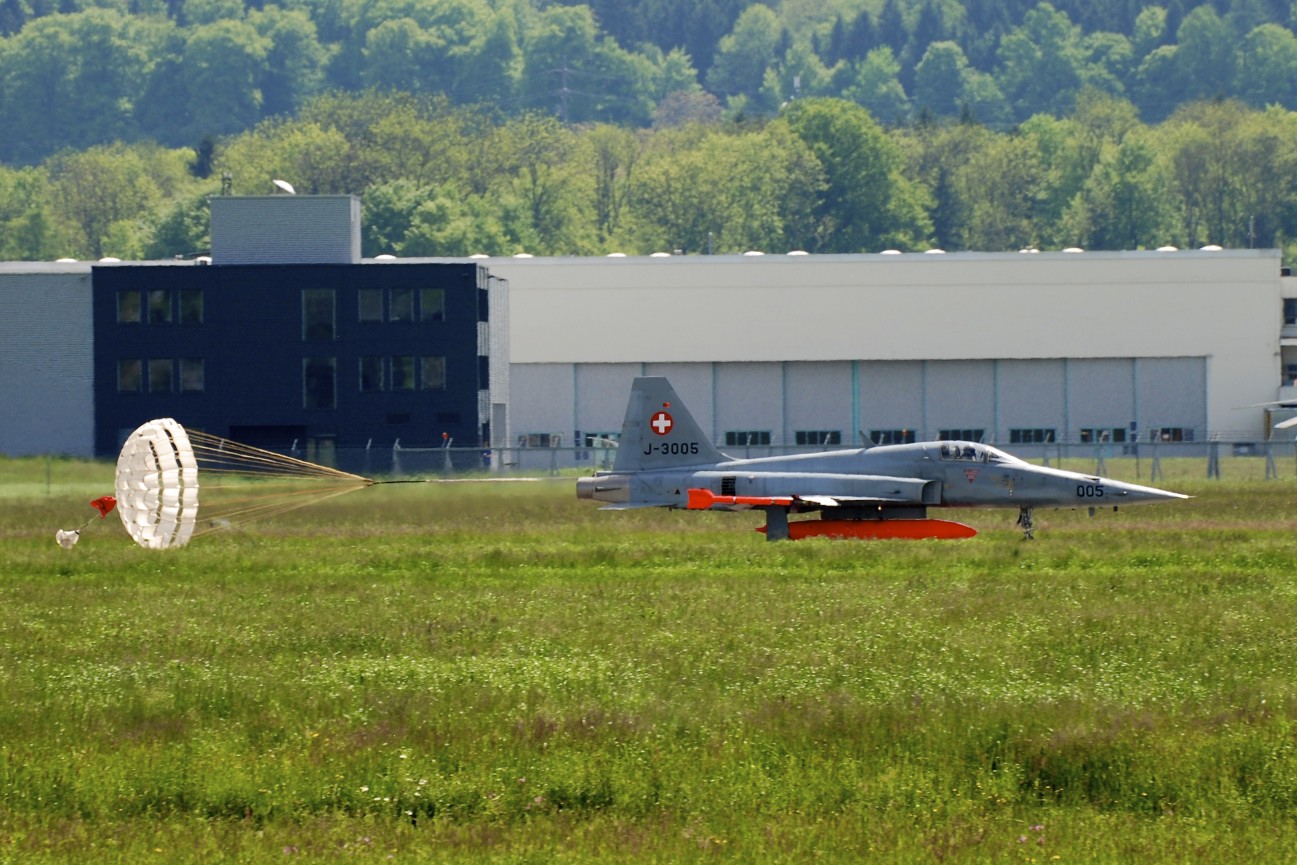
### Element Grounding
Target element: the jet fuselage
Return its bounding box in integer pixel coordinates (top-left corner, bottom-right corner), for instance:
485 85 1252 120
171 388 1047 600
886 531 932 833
577 440 1184 512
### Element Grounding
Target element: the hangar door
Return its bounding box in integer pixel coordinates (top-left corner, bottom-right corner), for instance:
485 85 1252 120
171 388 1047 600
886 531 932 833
1066 357 1206 443
1135 357 1207 442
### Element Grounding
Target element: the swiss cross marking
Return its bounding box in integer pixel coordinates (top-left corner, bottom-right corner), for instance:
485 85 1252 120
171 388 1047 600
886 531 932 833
651 411 674 436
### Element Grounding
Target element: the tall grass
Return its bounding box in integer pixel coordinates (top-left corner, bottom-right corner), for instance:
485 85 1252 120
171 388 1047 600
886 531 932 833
3 455 1297 862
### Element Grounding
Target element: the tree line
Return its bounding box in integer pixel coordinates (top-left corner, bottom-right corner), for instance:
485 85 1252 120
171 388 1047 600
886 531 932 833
4 92 1296 263
4 1 1297 166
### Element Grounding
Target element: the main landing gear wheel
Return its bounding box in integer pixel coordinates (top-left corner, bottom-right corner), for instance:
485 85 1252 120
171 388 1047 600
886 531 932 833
1016 506 1035 540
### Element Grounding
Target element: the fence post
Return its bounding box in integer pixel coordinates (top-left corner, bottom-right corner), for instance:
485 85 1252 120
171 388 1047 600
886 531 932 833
1266 442 1278 480
1207 441 1220 479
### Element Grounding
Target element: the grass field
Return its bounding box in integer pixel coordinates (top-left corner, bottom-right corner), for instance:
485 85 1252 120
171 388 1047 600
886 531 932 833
4 455 1297 862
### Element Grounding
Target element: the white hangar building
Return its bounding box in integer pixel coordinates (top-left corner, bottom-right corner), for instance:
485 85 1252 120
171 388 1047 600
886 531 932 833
481 248 1290 459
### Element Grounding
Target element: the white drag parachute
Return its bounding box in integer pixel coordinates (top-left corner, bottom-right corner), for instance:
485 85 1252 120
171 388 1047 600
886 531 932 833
106 418 372 550
115 418 200 550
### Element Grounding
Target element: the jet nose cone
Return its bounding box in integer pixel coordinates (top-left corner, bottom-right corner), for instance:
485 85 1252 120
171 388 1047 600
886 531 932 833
1107 480 1190 503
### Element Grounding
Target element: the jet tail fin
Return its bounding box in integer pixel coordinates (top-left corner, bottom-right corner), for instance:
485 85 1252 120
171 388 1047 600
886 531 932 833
613 377 727 472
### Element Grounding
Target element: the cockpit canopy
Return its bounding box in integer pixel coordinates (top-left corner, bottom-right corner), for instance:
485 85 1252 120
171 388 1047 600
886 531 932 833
937 442 1027 465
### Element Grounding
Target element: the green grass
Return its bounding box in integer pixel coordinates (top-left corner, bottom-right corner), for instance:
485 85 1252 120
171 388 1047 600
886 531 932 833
4 455 1297 862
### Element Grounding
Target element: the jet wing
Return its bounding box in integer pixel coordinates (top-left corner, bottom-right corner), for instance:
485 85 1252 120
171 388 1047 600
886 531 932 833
687 488 918 511
795 494 916 507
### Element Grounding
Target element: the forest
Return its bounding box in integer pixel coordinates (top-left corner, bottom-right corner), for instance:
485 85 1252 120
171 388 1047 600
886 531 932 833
3 0 1297 260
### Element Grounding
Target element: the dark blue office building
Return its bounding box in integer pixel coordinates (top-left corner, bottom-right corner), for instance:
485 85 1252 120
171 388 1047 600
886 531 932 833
90 195 508 470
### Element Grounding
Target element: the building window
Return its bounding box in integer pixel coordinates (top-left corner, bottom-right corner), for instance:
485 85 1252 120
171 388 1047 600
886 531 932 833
421 288 445 322
358 288 442 323
1285 298 1297 326
390 288 414 322
391 356 415 390
179 358 204 392
870 429 915 445
117 359 142 392
938 429 984 442
1149 427 1192 442
1079 427 1127 444
117 291 142 323
302 289 335 341
148 359 173 393
360 356 385 392
421 356 446 390
795 430 841 446
303 357 336 409
519 433 561 447
359 288 383 322
725 431 771 446
179 289 203 324
148 289 171 324
1009 428 1055 444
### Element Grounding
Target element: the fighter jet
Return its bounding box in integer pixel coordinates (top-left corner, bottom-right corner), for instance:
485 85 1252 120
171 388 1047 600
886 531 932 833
576 377 1188 540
